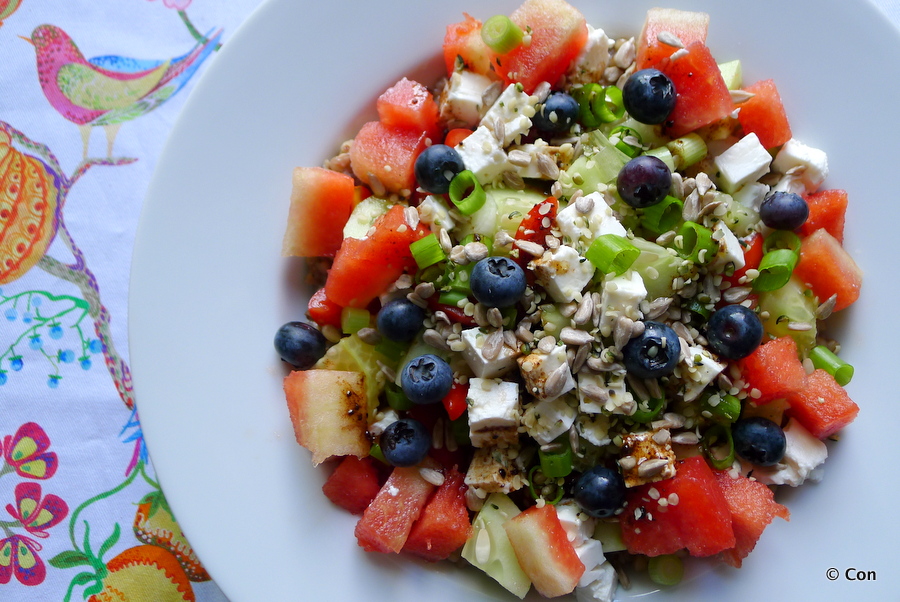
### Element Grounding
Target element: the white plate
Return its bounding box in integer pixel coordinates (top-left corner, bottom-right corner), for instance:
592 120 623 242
130 0 900 600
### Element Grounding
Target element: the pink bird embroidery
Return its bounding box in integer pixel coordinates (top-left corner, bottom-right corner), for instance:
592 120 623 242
21 24 222 158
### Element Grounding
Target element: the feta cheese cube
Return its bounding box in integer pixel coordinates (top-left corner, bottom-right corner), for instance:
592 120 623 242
713 133 772 193
679 344 726 402
454 125 510 185
530 245 595 303
576 413 612 447
467 377 520 448
772 138 829 195
556 191 627 245
464 445 527 493
598 270 646 336
741 418 828 486
567 25 611 86
439 70 494 129
460 327 520 378
575 561 618 602
578 370 636 416
417 195 456 233
521 396 577 445
618 428 677 487
711 220 746 272
731 181 769 212
481 83 538 146
508 141 573 180
518 344 576 401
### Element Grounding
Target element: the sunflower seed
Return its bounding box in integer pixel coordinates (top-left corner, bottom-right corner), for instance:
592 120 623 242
536 152 560 179
788 321 813 331
503 329 517 348
618 455 637 471
487 307 504 329
377 360 397 382
575 193 595 214
729 89 756 104
357 327 382 346
682 189 701 222
502 169 526 190
580 383 608 403
543 363 570 398
404 206 420 230
816 294 838 320
516 323 535 343
537 335 557 354
613 316 635 349
560 327 593 346
637 458 670 478
464 241 489 263
423 328 450 351
406 292 428 308
414 281 435 300
572 343 591 373
723 286 752 304
508 149 533 167
657 30 684 48
671 431 700 445
482 329 505 361
573 294 594 326
613 37 636 69
515 239 545 257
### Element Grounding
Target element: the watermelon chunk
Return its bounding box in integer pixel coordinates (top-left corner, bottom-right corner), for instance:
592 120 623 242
738 336 807 405
322 455 382 515
503 504 585 597
377 77 441 140
307 287 343 330
713 469 789 568
658 42 734 137
799 189 848 243
443 13 494 76
500 0 589 93
403 467 472 561
793 228 862 312
349 121 428 195
281 167 355 258
635 8 709 71
737 79 792 149
355 464 437 553
620 456 735 557
787 369 859 439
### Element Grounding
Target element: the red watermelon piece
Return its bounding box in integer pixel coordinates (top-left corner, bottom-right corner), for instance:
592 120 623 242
738 336 807 405
322 455 383 515
787 369 859 439
403 467 472 561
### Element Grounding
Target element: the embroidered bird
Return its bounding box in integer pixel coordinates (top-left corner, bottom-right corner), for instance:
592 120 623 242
21 24 222 158
0 0 24 28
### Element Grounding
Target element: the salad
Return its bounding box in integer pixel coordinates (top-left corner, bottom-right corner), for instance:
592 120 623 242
275 0 862 599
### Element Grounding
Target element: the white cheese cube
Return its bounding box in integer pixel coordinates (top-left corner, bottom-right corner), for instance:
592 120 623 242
530 245 595 303
576 562 618 602
577 370 635 416
741 418 828 486
680 345 726 402
576 413 612 447
710 221 746 272
598 270 646 336
567 25 611 85
522 396 577 445
731 181 769 212
556 191 627 245
772 138 829 195
439 70 494 129
518 344 576 402
454 125 510 185
713 133 772 193
555 500 597 544
481 83 538 146
465 445 526 493
460 327 520 378
467 377 520 448
417 195 456 233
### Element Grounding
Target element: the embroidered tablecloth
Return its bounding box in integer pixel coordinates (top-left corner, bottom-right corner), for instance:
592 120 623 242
0 1 897 601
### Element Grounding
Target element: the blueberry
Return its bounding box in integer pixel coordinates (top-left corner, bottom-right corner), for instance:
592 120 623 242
706 304 763 360
622 321 680 379
573 466 627 518
400 354 453 405
377 298 425 342
274 321 327 370
380 418 431 467
414 144 465 194
622 69 677 125
732 417 786 466
470 256 526 308
759 191 809 230
616 155 672 209
532 92 579 134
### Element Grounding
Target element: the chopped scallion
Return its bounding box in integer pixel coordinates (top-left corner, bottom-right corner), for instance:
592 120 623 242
810 345 854 385
684 297 712 320
368 443 388 465
527 465 565 504
609 125 643 158
410 233 447 269
591 84 626 123
763 230 802 254
539 439 573 478
341 307 370 335
481 15 524 55
701 392 742 424
385 382 414 411
374 337 408 364
438 289 468 306
666 133 708 169
752 248 799 292
701 423 735 470
585 234 640 275
449 170 486 215
648 555 684 586
643 145 676 171
677 221 717 264
640 195 683 235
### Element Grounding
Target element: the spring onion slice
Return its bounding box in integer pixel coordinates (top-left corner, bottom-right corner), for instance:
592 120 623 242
585 234 640 275
385 382 414 411
438 290 468 306
481 14 524 54
539 440 573 478
701 393 742 424
590 85 626 123
449 170 486 215
527 465 565 504
374 337 408 364
643 145 676 171
685 297 713 320
648 555 685 586
810 345 854 385
640 195 683 235
610 125 643 158
629 395 665 423
763 230 802 254
410 233 447 269
341 307 371 335
572 83 605 128
677 221 718 264
368 443 389 465
666 133 708 169
753 248 799 292
701 423 735 470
